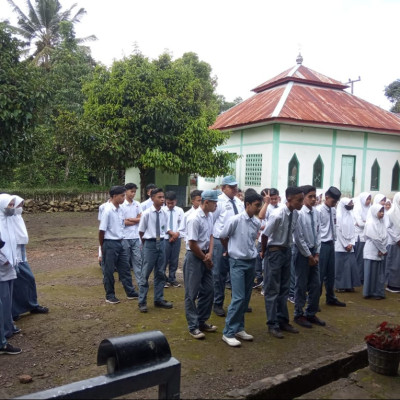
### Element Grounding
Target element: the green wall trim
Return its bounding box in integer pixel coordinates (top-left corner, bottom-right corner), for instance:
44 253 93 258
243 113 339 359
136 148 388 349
330 130 337 186
218 140 273 150
361 132 368 192
239 130 244 186
280 140 332 148
272 124 280 187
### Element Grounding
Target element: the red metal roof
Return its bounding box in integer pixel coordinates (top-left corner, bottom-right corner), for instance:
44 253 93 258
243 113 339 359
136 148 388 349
211 65 400 134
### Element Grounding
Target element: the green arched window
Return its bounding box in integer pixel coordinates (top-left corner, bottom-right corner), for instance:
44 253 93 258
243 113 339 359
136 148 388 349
312 155 324 189
370 159 380 191
392 161 400 191
288 154 299 187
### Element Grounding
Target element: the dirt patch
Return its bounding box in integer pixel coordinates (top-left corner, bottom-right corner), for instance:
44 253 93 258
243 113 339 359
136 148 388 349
1 212 400 399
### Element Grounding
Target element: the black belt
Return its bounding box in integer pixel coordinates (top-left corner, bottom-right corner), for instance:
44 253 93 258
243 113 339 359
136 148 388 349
322 240 334 245
104 239 123 242
268 246 288 252
146 238 164 242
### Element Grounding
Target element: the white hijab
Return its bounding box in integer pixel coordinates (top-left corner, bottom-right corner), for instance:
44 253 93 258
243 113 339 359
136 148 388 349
364 203 387 245
336 197 355 239
353 192 371 222
11 195 29 245
373 193 386 205
0 193 18 266
387 192 400 228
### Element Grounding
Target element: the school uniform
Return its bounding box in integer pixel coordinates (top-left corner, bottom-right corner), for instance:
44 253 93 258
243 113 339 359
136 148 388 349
140 198 153 213
138 206 169 306
353 192 371 282
220 211 261 338
0 194 18 339
334 199 361 290
385 193 400 291
184 207 214 332
363 204 388 299
121 199 142 286
10 197 47 319
212 193 244 312
99 203 138 301
293 205 321 318
262 205 299 330
163 205 184 285
317 203 341 304
178 206 197 244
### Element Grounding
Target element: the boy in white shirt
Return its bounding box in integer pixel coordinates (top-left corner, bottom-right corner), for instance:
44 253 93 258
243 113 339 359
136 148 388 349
163 191 185 288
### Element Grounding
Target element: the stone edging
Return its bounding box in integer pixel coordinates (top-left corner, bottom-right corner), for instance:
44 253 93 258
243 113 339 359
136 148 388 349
226 344 368 399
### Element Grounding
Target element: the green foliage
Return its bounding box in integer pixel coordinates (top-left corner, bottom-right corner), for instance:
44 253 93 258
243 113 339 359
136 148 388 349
0 23 45 166
217 95 243 114
6 0 96 67
385 79 400 113
82 51 237 187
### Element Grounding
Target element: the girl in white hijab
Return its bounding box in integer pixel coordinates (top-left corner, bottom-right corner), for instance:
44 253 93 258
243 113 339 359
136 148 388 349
353 192 371 283
10 196 48 320
363 204 388 299
385 193 400 292
0 193 22 349
334 198 361 292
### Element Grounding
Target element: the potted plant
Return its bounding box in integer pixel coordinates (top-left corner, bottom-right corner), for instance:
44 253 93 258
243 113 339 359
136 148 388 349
365 321 400 376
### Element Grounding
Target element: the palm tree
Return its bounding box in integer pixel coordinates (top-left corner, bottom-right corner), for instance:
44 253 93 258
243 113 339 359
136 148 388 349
6 0 96 67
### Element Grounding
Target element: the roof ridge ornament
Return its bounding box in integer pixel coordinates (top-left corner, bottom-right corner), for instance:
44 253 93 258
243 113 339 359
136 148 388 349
296 53 303 65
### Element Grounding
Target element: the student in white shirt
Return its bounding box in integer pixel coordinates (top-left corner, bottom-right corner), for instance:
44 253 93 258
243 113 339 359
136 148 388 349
0 193 21 354
353 192 371 283
121 183 142 288
220 190 262 347
386 192 400 292
178 190 202 243
138 188 173 313
363 204 388 299
163 191 184 288
184 190 218 340
334 198 361 292
212 175 245 317
140 183 157 212
293 185 325 329
99 186 139 304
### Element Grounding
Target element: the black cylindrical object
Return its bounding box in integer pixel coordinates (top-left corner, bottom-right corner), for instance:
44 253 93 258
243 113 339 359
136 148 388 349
97 331 171 373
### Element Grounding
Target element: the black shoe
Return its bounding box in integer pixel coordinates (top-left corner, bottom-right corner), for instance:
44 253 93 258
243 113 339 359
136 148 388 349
126 292 139 299
326 299 346 307
13 315 20 321
139 303 148 313
170 281 181 288
253 279 263 289
279 322 299 333
246 307 252 313
199 323 217 332
105 296 120 304
294 316 312 328
154 300 173 309
225 282 232 290
31 305 49 314
268 327 284 339
0 343 22 355
306 315 326 326
213 305 226 317
12 327 21 335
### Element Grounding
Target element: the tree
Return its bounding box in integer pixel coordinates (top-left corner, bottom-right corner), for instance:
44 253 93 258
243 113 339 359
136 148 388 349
0 22 44 176
6 0 96 67
217 95 243 114
13 21 96 186
385 79 400 113
82 51 237 193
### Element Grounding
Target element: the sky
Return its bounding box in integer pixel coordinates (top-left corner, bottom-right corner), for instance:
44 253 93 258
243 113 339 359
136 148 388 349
2 0 399 110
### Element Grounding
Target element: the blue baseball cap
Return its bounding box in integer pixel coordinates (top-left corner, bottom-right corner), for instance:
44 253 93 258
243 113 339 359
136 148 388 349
221 175 238 186
201 190 219 202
